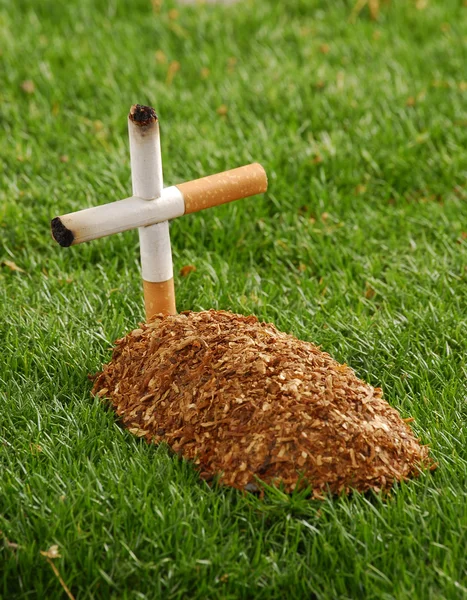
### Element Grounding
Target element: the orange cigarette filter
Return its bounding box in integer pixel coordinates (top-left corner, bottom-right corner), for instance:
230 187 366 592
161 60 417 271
177 163 268 215
143 278 176 320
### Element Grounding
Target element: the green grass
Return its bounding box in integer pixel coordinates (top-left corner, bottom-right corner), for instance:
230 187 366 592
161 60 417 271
1 0 467 597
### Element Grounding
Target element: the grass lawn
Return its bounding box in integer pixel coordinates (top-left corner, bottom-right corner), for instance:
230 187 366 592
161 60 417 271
1 0 467 597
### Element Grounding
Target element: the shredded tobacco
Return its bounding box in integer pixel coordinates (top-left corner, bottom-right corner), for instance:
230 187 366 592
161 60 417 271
92 310 431 496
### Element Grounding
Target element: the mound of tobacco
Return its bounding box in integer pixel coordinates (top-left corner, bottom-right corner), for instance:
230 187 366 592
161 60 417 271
92 310 431 496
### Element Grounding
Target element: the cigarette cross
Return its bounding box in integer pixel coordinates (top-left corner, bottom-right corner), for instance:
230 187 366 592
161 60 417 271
51 104 268 320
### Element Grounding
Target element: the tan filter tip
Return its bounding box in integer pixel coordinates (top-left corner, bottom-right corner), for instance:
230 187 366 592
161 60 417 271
177 163 268 215
143 278 177 320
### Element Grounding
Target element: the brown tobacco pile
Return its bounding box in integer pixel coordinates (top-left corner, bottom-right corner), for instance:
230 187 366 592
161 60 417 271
92 310 431 496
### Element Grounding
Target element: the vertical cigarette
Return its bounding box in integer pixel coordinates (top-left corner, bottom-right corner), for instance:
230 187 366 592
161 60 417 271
128 104 176 319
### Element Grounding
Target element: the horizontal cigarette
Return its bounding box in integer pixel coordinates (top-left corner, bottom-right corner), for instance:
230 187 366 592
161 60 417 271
51 163 268 247
178 163 268 214
51 187 185 247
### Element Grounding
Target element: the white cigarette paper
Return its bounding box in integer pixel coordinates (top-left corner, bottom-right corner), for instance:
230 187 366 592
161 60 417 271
128 106 163 200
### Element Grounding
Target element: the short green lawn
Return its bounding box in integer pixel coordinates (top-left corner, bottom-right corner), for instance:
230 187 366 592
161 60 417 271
1 0 466 598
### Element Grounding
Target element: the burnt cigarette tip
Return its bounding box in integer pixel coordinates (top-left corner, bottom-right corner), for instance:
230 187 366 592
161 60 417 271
51 217 74 247
129 104 158 126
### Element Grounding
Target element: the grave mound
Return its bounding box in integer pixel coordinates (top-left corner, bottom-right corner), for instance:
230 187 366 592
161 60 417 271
92 310 431 496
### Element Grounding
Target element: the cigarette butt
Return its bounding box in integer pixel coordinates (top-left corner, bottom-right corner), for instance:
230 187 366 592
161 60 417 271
143 278 176 320
177 163 267 215
129 104 177 319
